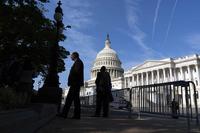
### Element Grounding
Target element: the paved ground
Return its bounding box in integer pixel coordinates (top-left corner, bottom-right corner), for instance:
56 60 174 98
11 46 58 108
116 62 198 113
36 108 200 133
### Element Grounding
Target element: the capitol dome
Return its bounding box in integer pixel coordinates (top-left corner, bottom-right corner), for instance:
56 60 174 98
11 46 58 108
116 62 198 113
91 34 124 79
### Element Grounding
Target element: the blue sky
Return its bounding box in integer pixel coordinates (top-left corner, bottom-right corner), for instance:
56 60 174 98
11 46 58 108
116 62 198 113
34 0 200 90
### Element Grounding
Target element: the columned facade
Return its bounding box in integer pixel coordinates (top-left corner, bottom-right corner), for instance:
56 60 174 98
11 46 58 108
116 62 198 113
121 55 200 106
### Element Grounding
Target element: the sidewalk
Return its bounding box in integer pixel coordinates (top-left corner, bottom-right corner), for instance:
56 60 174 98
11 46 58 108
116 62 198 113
36 108 200 133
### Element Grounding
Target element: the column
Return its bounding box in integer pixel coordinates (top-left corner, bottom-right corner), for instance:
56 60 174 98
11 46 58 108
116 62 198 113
132 74 135 86
163 68 166 82
174 68 177 81
187 65 191 81
129 77 132 87
169 68 173 82
195 64 200 85
141 73 144 85
157 69 160 83
180 67 184 80
137 74 139 86
127 77 129 87
146 72 149 85
124 77 126 88
151 71 154 84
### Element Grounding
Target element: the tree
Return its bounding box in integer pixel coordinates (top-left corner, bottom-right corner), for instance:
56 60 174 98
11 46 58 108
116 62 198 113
0 0 69 86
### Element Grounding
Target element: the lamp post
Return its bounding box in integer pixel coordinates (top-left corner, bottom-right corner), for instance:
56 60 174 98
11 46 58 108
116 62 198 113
38 1 70 106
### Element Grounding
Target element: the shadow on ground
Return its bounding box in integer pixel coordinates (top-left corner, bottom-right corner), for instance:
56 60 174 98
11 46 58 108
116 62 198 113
36 109 200 133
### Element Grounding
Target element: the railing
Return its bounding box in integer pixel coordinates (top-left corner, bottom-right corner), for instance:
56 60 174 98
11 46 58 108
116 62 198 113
80 81 199 130
131 81 199 130
80 88 131 109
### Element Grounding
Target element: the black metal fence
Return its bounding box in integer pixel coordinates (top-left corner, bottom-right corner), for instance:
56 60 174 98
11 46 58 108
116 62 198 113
80 81 199 127
131 81 198 119
80 88 131 108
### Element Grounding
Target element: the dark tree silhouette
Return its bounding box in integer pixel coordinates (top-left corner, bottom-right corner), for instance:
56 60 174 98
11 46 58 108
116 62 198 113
0 0 69 86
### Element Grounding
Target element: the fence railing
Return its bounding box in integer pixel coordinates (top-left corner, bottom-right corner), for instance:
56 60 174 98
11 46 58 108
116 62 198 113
80 88 131 108
80 81 199 128
131 81 199 128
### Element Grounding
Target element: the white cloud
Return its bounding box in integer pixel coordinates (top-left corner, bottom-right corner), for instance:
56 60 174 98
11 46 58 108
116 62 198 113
67 30 97 60
124 0 163 58
62 0 93 29
60 0 97 58
152 0 162 40
125 0 147 50
163 0 178 44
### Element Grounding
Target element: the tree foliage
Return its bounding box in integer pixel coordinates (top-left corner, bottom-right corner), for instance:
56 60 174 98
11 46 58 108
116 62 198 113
0 0 68 83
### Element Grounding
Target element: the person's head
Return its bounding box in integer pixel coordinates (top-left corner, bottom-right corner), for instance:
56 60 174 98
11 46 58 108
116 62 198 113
71 52 79 61
100 66 106 72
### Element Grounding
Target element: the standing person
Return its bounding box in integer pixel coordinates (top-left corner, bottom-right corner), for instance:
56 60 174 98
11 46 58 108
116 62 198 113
94 66 112 117
60 52 84 119
171 98 179 119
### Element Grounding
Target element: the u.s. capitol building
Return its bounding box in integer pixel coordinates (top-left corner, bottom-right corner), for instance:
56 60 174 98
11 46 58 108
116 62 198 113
80 34 200 103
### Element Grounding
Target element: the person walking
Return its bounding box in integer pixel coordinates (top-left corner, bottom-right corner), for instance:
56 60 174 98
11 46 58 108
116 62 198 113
94 66 112 117
60 52 84 119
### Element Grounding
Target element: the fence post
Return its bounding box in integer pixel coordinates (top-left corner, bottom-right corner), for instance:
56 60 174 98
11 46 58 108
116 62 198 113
189 81 199 126
128 88 132 118
138 87 141 119
185 86 190 131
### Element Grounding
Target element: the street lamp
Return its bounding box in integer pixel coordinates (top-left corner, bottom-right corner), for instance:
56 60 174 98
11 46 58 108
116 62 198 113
38 1 70 106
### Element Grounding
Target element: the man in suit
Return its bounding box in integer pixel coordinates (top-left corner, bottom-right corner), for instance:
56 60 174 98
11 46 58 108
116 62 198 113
61 52 84 119
94 66 112 117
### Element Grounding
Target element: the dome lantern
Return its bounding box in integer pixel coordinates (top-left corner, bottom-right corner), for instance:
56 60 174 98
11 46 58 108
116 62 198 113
105 34 111 48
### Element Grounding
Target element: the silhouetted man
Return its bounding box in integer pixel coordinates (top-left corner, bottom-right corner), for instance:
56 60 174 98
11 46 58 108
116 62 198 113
171 98 179 119
61 52 84 119
94 66 112 117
